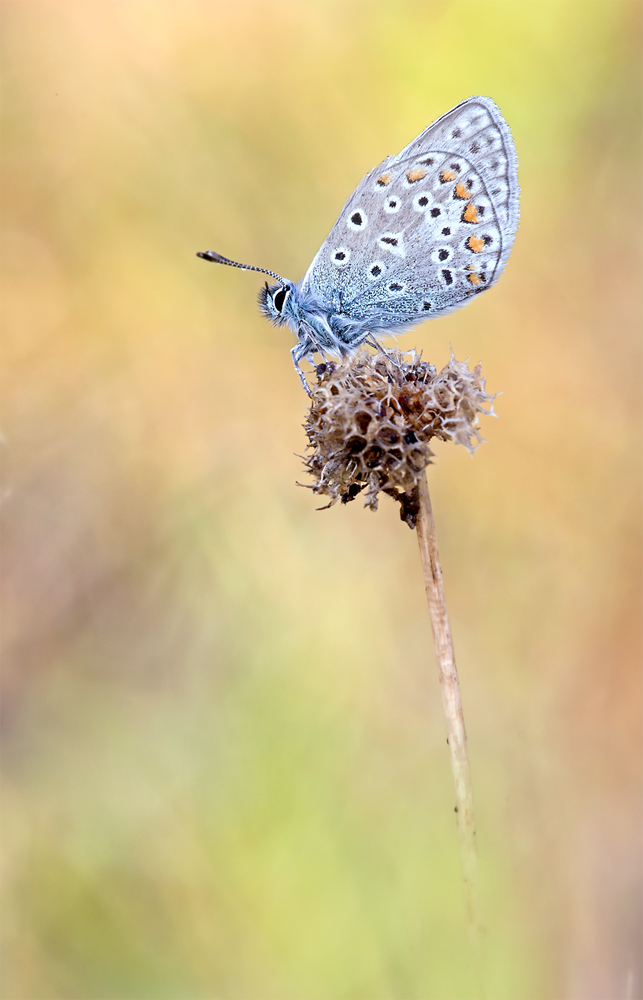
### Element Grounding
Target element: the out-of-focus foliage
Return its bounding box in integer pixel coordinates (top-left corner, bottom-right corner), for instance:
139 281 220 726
2 3 641 998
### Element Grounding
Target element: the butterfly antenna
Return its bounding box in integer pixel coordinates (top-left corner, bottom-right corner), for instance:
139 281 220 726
197 250 287 284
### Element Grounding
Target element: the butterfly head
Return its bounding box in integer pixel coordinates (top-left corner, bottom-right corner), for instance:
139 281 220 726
258 280 297 327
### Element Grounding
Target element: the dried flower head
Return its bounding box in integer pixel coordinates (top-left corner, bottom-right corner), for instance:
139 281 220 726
301 350 496 527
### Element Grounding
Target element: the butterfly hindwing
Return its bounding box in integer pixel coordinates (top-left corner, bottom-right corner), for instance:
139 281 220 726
391 96 519 236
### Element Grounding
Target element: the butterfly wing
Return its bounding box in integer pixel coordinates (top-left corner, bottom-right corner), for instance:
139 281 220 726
300 96 519 335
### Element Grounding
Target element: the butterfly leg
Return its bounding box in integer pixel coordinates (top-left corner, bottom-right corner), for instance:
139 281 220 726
365 335 404 372
291 325 331 395
291 344 313 396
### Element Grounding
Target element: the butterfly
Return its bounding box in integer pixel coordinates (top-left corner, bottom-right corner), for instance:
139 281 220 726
198 96 519 393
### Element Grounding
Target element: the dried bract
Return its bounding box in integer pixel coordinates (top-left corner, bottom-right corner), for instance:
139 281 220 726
301 350 496 527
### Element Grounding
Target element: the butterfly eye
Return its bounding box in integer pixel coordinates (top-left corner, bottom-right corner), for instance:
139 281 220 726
273 287 289 313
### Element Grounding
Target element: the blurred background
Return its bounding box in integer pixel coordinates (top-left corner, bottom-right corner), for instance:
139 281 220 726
2 2 641 998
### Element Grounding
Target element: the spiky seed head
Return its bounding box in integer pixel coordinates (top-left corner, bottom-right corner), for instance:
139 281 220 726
301 350 496 528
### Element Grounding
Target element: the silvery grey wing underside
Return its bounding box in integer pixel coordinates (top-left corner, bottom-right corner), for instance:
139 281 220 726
300 96 519 334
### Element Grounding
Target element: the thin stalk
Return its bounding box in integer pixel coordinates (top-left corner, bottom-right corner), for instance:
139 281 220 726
415 471 484 968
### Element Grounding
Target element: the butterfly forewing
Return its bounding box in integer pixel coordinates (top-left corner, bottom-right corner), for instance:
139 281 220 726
301 96 518 333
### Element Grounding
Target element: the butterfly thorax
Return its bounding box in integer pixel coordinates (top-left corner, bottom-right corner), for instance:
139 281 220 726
260 280 370 359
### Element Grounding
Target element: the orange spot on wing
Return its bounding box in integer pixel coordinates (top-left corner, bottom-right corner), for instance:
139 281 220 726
468 273 482 286
440 169 457 183
454 182 469 200
467 235 486 253
376 172 392 186
406 167 427 183
462 202 481 223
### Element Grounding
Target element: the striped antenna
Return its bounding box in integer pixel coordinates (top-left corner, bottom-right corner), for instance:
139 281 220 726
197 250 287 284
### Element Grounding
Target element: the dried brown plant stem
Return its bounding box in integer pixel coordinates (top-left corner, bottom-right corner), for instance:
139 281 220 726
302 349 494 983
415 471 483 966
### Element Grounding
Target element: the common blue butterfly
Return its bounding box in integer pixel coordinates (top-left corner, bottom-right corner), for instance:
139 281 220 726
198 96 519 393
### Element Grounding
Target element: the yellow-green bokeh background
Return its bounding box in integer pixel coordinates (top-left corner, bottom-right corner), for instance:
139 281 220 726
2 3 641 998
